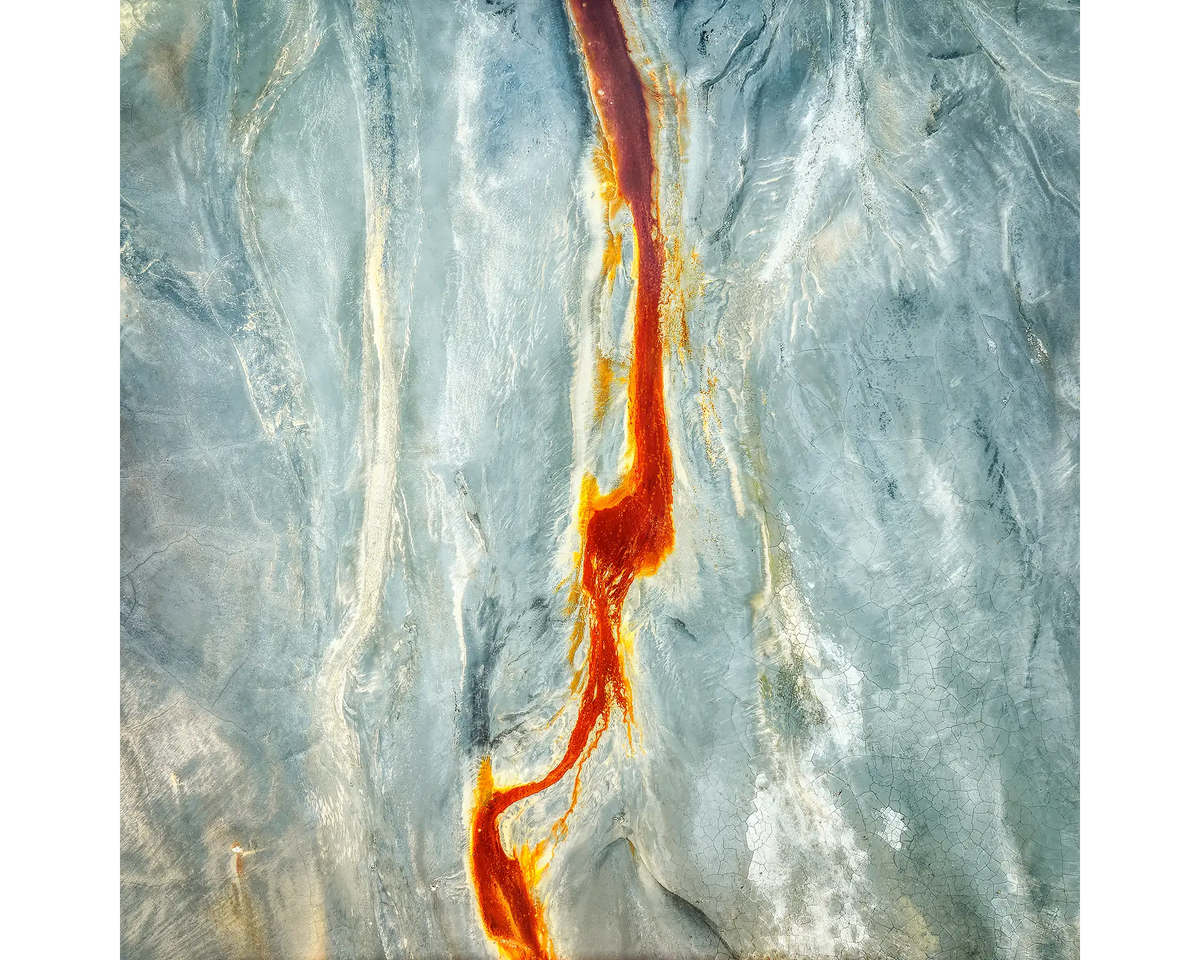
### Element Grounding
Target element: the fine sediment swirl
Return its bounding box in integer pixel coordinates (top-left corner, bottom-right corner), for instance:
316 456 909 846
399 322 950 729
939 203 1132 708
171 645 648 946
467 1 677 957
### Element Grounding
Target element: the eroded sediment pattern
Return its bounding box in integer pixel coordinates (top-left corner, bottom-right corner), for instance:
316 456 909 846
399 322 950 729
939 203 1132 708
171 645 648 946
121 1 1079 958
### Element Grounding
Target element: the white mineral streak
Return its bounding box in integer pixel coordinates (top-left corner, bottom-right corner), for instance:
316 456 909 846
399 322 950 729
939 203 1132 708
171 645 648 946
764 0 870 282
310 1 418 951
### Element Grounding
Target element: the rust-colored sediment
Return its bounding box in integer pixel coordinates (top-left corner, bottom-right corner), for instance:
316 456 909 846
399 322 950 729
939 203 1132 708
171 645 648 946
468 1 676 957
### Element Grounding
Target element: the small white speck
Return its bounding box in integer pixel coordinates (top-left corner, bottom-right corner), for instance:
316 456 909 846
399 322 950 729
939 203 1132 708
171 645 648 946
878 806 907 850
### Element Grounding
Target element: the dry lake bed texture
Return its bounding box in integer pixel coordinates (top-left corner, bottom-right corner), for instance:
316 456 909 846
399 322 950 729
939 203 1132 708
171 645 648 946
120 1 1079 958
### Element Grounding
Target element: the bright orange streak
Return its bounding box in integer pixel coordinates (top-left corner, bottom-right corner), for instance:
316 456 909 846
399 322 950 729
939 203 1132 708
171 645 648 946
468 1 676 958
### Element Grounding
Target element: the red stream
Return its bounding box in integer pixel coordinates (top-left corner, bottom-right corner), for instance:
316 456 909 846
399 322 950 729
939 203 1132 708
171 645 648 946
467 1 675 957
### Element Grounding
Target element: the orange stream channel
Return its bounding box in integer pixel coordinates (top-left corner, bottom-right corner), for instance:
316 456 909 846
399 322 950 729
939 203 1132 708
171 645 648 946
467 1 676 957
